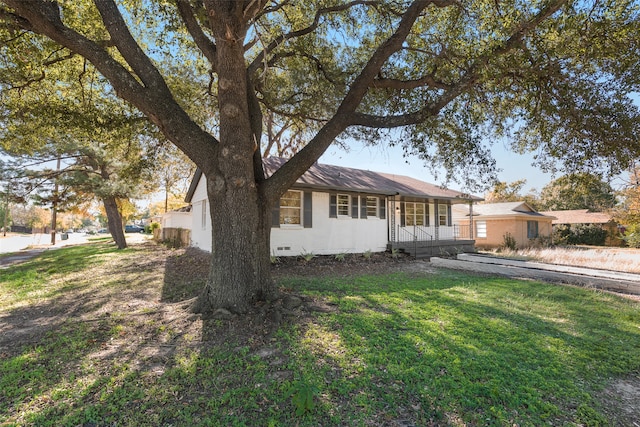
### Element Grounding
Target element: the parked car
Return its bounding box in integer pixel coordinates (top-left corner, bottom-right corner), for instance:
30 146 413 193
125 224 144 233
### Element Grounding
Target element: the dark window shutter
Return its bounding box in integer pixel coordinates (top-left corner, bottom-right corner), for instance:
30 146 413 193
329 194 337 218
425 203 430 226
271 206 280 228
434 200 439 227
379 198 386 219
400 202 405 227
447 205 452 226
351 196 359 218
360 196 367 219
303 192 312 228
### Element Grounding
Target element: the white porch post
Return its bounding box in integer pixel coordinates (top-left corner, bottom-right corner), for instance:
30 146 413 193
434 199 439 241
469 201 473 239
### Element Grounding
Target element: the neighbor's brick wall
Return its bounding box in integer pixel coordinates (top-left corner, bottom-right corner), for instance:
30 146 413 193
460 218 553 249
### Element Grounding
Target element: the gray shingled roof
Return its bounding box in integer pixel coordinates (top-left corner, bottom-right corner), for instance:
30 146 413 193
461 201 553 218
264 157 481 202
186 157 482 203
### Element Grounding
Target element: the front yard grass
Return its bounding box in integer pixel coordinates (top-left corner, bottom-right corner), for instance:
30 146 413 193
1 242 638 426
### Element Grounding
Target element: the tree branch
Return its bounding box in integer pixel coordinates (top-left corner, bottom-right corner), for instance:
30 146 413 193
0 6 33 31
93 0 169 91
372 74 452 90
175 0 218 70
356 0 569 128
264 0 432 202
243 0 269 23
248 0 381 75
3 0 219 173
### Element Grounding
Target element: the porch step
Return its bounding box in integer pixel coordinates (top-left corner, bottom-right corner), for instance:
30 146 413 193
404 247 432 260
391 239 476 259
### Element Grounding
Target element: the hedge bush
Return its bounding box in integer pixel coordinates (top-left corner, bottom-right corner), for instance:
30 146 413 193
552 224 608 246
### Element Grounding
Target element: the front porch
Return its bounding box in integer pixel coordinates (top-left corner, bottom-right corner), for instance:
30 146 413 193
388 224 476 259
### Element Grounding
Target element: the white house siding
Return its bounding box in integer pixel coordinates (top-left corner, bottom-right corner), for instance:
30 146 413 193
188 179 387 255
161 212 192 229
271 192 388 256
189 177 211 251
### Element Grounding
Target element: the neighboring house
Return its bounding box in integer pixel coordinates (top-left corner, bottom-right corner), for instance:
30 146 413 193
185 157 482 258
160 205 192 229
454 201 554 249
539 209 623 246
158 205 192 247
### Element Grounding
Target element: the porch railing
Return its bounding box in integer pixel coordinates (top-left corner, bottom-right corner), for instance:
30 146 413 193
396 224 434 244
393 224 472 243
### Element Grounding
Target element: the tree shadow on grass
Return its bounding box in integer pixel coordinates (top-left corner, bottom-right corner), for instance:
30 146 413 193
3 244 637 426
0 242 212 426
161 247 210 303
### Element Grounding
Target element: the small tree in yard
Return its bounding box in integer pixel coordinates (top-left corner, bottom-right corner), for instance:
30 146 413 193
1 1 639 314
616 163 640 248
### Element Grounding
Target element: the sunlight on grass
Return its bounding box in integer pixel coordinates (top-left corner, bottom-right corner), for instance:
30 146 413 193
0 242 121 309
1 242 638 426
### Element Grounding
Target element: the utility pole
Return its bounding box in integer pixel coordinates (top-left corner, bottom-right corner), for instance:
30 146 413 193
50 156 61 245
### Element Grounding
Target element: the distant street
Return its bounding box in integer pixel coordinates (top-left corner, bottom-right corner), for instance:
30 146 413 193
0 232 91 254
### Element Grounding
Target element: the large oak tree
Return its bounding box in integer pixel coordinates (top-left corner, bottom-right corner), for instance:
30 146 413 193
1 0 639 313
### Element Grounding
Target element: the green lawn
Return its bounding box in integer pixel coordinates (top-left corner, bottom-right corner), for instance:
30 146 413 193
0 243 638 426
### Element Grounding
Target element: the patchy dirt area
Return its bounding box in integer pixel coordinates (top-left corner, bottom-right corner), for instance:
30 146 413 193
596 375 640 426
1 241 638 425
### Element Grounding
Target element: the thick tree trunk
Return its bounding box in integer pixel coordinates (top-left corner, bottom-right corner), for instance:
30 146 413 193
102 196 127 249
197 179 275 313
194 6 276 313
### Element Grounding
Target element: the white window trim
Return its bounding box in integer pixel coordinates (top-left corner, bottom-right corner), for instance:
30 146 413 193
405 202 426 226
438 204 448 226
337 193 350 217
366 196 378 218
476 220 487 238
280 190 303 227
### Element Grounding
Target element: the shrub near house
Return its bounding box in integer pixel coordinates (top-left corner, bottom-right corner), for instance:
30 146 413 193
540 209 623 247
552 224 608 246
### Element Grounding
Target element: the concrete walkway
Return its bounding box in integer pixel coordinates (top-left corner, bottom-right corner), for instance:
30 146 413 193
430 253 640 296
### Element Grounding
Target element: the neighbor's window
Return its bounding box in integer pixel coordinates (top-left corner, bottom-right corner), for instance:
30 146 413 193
476 221 487 238
405 202 425 226
438 204 449 226
366 196 378 217
201 200 207 230
337 194 350 216
527 220 539 238
279 190 302 225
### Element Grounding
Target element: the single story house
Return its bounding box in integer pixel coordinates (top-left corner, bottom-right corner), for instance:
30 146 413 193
185 157 482 258
157 205 192 247
160 205 192 229
539 209 623 246
454 201 554 249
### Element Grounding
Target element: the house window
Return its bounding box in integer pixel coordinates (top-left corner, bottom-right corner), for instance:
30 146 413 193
201 200 207 230
527 220 539 238
476 221 487 238
279 190 302 225
438 204 449 226
337 194 350 216
366 196 378 217
405 202 425 226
